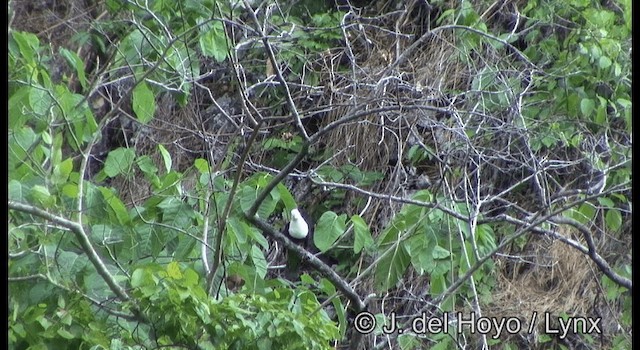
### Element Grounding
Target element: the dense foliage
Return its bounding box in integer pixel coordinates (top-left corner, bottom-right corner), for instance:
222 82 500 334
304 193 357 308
9 0 630 349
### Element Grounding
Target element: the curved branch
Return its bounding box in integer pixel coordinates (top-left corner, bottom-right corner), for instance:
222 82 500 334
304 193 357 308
247 143 310 218
208 120 265 295
551 215 632 291
8 200 146 322
247 215 366 312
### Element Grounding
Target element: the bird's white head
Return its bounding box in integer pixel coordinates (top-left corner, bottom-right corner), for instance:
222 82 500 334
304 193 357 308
289 208 309 239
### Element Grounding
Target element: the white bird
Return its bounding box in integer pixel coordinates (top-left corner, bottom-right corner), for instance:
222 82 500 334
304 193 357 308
288 208 309 239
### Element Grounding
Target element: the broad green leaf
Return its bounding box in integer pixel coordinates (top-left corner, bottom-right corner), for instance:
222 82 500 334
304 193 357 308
29 185 54 207
52 158 73 185
8 180 23 201
28 86 52 116
605 209 622 232
183 268 200 287
597 197 615 208
239 185 278 219
251 245 267 278
57 328 75 340
458 241 476 275
300 274 315 285
41 130 52 145
476 224 497 252
352 215 374 254
98 187 130 225
429 273 447 295
54 250 88 277
404 234 433 275
9 126 38 168
61 184 78 199
199 21 229 62
174 234 198 260
398 333 420 350
227 217 247 245
598 56 612 69
9 86 30 129
60 48 87 90
131 268 153 288
104 148 135 178
137 155 158 176
595 96 607 125
432 245 451 259
617 98 631 109
580 98 595 117
194 158 210 173
314 211 346 252
157 197 194 228
167 261 183 280
245 225 269 250
374 242 410 292
276 183 297 212
429 335 453 350
11 31 40 63
132 82 155 124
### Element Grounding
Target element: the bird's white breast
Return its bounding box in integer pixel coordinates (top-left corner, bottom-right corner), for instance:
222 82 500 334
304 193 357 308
289 209 309 239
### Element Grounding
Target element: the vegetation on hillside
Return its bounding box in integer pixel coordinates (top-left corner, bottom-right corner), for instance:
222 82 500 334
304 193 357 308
9 0 631 349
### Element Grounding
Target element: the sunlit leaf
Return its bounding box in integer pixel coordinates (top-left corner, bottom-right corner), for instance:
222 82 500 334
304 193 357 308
132 82 155 124
314 211 346 252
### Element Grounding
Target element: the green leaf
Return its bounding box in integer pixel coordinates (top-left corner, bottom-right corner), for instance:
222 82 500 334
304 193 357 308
28 86 52 116
617 98 631 109
56 328 75 340
429 273 447 295
60 48 87 90
8 180 23 201
9 86 30 129
580 98 595 117
104 148 135 178
227 217 248 245
158 196 194 228
595 96 607 125
352 215 374 254
131 268 153 288
29 185 55 207
239 185 278 219
11 31 40 63
598 56 612 69
276 183 297 212
158 144 172 173
167 261 183 280
432 245 451 259
314 211 346 252
251 245 267 278
137 155 158 177
9 127 38 170
98 187 130 225
62 184 78 198
245 225 269 250
374 243 411 292
199 21 228 62
183 268 200 287
194 158 210 173
132 82 155 124
174 234 197 260
52 158 73 185
597 197 615 208
605 209 622 232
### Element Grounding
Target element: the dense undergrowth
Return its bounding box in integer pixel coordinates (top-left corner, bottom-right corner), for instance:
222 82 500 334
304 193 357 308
9 0 631 349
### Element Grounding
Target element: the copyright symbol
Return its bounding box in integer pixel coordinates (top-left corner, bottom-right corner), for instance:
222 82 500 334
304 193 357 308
354 311 376 334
